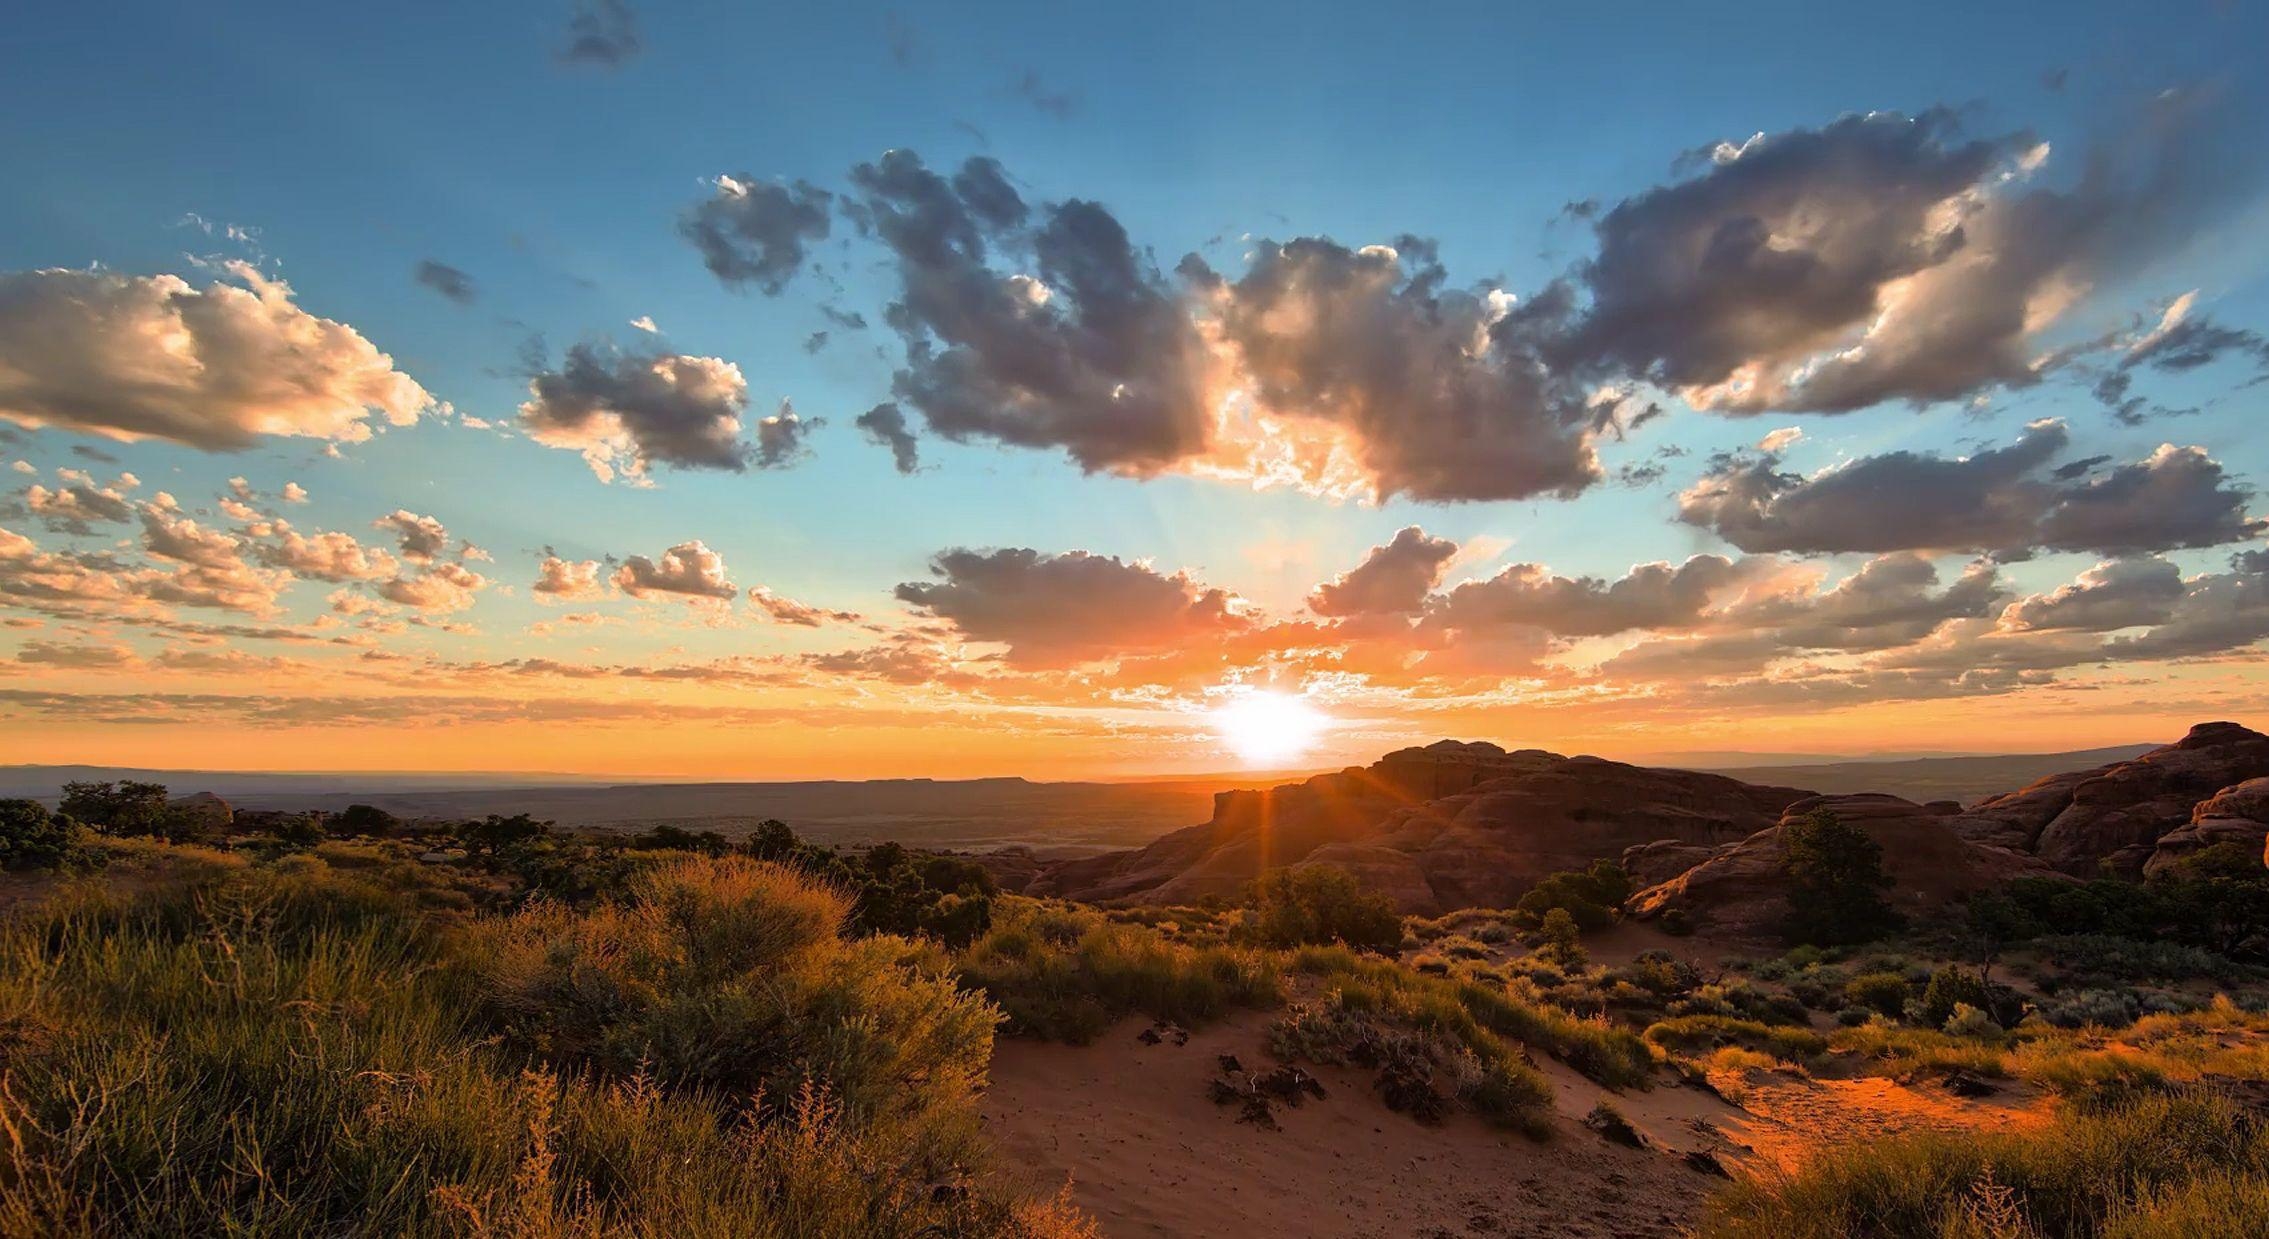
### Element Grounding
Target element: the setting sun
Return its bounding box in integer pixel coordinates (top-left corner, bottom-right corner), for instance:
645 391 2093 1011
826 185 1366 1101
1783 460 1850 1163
1210 691 1329 766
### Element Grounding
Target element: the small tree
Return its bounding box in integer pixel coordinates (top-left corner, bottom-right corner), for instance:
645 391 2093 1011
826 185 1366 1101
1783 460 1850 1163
1240 865 1404 953
1780 809 1899 946
1534 906 1588 969
0 800 99 871
57 780 171 837
334 804 400 837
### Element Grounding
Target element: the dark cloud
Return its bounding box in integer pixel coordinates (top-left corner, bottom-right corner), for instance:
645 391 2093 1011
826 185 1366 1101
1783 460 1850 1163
413 260 476 305
1678 421 2260 556
680 177 833 294
1015 69 1079 118
559 0 641 67
852 150 1215 476
753 401 817 469
1202 236 1602 502
518 343 751 481
855 401 920 473
1423 554 1755 639
373 510 449 563
1538 96 2259 415
1309 526 1458 617
68 444 118 464
893 547 1250 668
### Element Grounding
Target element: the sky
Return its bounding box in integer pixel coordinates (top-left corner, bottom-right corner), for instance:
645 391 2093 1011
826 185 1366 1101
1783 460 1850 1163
3 0 2269 779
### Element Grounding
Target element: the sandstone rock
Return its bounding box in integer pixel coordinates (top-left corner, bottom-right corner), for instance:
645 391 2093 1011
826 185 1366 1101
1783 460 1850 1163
1623 840 1722 888
1025 741 1810 913
1627 793 2065 940
2145 776 2269 878
1955 722 2269 875
170 790 234 831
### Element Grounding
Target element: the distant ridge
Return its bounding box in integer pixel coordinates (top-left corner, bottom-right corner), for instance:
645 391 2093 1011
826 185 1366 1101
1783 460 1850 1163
1696 743 2160 804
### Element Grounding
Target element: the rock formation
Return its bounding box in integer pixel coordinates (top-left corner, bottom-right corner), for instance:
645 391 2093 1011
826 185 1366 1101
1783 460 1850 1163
1625 794 2063 936
1021 741 1809 913
1954 722 2269 876
2144 777 2269 877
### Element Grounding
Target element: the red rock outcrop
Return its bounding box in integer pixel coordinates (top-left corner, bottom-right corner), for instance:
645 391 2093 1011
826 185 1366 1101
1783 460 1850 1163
1954 722 2269 876
1022 741 1811 912
1626 793 2066 938
2144 777 2269 877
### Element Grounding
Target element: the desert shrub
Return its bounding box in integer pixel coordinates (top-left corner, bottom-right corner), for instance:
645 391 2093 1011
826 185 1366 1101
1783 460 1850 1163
1644 1015 1827 1065
332 802 400 837
461 856 997 1164
1266 991 1553 1134
461 812 552 853
1289 947 1655 1089
262 812 326 847
1670 980 1810 1027
2037 933 2254 986
1610 949 1703 998
1843 971 1912 1018
1782 809 1900 946
1532 906 1588 968
1917 965 2023 1030
1514 860 1632 930
1828 1022 2012 1077
1941 1003 2003 1040
627 823 732 855
1836 1007 1874 1027
958 898 1281 1042
0 847 1087 1238
0 799 100 872
1238 865 1403 953
2034 986 2145 1029
1700 1092 2269 1239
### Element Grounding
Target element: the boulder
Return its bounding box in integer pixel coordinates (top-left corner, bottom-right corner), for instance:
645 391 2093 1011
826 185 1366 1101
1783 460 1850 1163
170 790 234 832
2144 777 2269 878
1627 793 2065 940
1955 722 2269 875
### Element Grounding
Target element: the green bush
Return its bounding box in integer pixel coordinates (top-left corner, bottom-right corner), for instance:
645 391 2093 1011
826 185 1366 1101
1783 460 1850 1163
461 856 999 1162
0 799 100 872
1843 971 1911 1018
958 898 1281 1042
1514 860 1632 930
1239 865 1404 953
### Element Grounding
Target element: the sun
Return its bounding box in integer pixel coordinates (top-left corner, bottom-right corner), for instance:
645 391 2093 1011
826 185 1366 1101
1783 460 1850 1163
1210 690 1329 766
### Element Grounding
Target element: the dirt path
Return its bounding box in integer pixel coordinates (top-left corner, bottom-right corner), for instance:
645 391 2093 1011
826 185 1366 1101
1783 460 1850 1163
981 1014 1708 1239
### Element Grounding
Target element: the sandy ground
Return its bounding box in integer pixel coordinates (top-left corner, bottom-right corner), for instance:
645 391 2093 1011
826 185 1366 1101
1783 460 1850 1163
982 1012 2072 1238
982 1014 1709 1239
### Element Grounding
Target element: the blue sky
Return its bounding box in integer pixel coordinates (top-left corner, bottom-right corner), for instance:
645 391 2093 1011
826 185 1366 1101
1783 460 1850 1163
2 1 2267 775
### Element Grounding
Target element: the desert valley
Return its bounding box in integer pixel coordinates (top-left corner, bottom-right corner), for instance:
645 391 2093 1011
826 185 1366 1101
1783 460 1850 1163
9 721 2269 1236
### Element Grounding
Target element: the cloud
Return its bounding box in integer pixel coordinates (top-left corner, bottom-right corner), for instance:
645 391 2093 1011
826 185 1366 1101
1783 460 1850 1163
1309 526 1458 617
611 540 737 602
1678 421 2259 555
412 260 475 305
280 482 309 503
1015 69 1078 118
1757 427 1804 453
559 0 640 66
630 315 659 333
753 400 817 468
255 525 399 581
0 264 432 449
533 554 606 601
1197 237 1601 501
893 547 1252 668
2001 557 2187 631
374 510 449 563
376 562 488 614
855 401 920 473
25 471 139 533
519 343 751 481
1540 96 2259 415
852 151 1217 477
681 176 832 294
748 587 856 627
1423 553 1760 639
